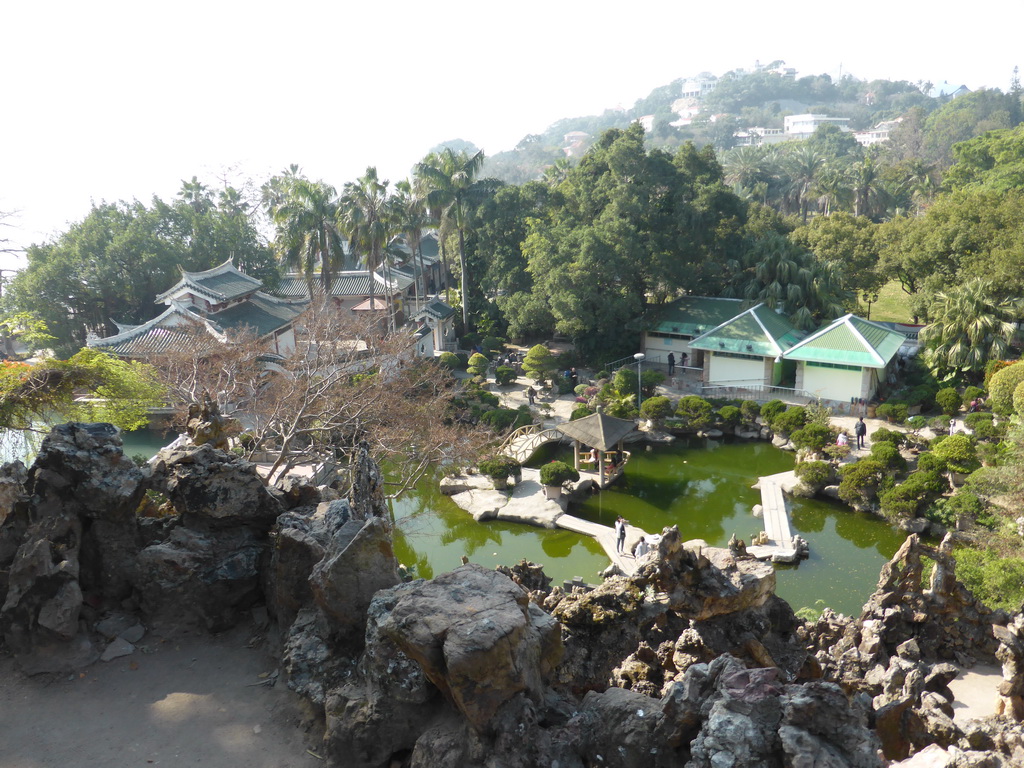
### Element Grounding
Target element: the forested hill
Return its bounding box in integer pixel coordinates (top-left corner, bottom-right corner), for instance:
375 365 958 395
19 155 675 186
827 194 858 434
480 65 1017 183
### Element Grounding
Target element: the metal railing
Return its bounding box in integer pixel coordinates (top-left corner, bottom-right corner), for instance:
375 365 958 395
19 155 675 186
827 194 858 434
700 382 818 402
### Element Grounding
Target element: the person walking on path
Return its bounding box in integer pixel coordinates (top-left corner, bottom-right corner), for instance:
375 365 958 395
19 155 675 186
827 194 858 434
854 417 867 449
950 418 957 436
615 516 626 554
527 387 536 406
667 352 675 376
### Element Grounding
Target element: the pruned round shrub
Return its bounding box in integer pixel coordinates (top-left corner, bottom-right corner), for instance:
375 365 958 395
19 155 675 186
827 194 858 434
574 384 589 397
917 451 947 473
988 362 1024 415
674 395 714 432
467 352 490 377
570 404 594 421
790 422 835 452
481 336 504 354
717 405 741 429
438 351 461 370
640 396 673 423
740 400 761 424
480 407 530 432
985 359 1015 386
870 427 906 446
495 365 517 386
838 459 887 509
794 460 833 495
879 470 945 520
932 433 981 474
964 386 986 404
870 441 907 472
760 399 786 424
876 402 908 424
540 460 579 486
771 406 807 436
935 388 962 416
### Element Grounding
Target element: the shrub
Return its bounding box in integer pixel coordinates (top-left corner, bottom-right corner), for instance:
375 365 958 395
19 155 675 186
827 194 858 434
761 399 786 424
467 352 489 377
917 451 947 473
595 370 610 381
641 369 666 395
478 457 512 479
964 386 986 404
1013 380 1024 419
540 460 579 487
640 396 673 423
455 352 469 369
556 378 575 395
438 351 461 370
740 400 761 424
674 396 714 431
954 547 1024 612
481 336 504 354
838 459 887 509
906 415 928 434
871 427 906 446
495 365 517 386
908 385 938 411
574 384 589 397
717 405 741 429
480 408 529 432
794 460 833 494
878 470 945 520
570 404 594 421
932 434 981 474
804 401 832 427
984 359 1015 387
522 344 557 384
871 441 907 472
988 362 1024 415
876 402 909 424
771 406 807 436
935 388 962 415
963 412 994 430
790 422 835 452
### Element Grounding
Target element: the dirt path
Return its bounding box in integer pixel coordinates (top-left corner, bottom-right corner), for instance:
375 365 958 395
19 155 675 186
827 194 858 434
0 626 323 768
950 663 1003 722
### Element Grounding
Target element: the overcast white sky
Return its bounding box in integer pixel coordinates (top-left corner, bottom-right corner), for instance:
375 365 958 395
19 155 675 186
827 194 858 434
2 0 1020 270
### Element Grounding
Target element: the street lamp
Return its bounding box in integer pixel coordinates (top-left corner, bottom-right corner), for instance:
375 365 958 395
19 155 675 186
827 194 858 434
634 352 645 409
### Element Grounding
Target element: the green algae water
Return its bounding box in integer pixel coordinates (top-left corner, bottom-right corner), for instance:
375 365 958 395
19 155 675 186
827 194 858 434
113 426 906 617
391 437 906 617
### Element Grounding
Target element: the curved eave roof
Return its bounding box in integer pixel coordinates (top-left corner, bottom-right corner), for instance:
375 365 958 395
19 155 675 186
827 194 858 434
155 259 264 304
556 411 636 452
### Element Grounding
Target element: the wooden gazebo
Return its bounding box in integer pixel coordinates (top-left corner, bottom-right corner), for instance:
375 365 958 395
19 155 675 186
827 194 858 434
555 408 637 488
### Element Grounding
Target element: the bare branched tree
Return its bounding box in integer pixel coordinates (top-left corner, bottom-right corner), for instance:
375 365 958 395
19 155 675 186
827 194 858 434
148 300 489 495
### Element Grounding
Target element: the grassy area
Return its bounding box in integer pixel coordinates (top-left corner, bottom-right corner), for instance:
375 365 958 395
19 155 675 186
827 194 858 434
862 280 914 324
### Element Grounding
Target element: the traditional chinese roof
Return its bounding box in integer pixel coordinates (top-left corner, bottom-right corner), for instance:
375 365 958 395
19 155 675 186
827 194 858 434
87 305 224 357
689 304 803 357
350 296 392 312
155 260 264 304
783 314 906 368
207 292 306 337
555 410 637 452
646 296 746 337
412 297 455 322
275 269 414 299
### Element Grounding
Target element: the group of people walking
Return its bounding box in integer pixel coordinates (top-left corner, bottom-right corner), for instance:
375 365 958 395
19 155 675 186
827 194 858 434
613 516 651 559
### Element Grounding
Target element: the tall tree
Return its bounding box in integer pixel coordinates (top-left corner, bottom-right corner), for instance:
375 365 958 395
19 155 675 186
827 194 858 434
394 179 429 313
415 148 493 331
340 168 398 328
267 177 345 296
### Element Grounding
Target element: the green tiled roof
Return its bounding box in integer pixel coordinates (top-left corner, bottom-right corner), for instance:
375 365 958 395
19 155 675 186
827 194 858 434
209 293 305 337
647 296 746 337
88 306 223 357
275 270 414 299
784 314 906 368
690 304 801 357
156 260 263 304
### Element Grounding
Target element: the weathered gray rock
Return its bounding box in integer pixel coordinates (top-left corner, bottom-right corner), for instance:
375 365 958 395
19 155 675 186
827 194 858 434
309 516 401 647
374 564 562 731
100 636 134 661
149 443 283 530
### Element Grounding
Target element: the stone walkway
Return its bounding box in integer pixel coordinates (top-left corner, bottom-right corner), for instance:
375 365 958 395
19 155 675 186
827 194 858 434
748 470 801 562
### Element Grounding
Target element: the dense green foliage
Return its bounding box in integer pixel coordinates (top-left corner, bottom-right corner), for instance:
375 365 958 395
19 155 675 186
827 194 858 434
539 460 580 486
673 396 714 431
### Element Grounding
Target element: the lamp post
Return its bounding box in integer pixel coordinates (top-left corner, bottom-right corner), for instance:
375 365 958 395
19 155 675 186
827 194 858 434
634 352 645 410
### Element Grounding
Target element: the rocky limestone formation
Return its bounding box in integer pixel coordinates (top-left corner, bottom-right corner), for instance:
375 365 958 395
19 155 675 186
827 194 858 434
995 612 1024 720
185 393 240 449
0 424 145 668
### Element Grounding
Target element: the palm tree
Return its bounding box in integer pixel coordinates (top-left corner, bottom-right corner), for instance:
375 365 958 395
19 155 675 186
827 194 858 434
920 278 1023 381
267 177 345 296
782 145 825 223
394 179 429 314
340 167 399 329
415 148 493 331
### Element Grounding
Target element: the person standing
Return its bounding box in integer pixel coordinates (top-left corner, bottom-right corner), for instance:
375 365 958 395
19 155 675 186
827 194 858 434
854 417 867 449
527 387 536 406
635 536 650 559
615 516 626 554
667 352 675 376
950 418 957 436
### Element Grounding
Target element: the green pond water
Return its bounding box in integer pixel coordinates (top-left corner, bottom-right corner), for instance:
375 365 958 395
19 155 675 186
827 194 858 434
114 427 906 617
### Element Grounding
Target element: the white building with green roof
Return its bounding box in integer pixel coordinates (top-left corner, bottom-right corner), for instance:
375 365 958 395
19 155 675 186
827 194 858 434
689 303 804 387
783 314 907 403
641 296 746 367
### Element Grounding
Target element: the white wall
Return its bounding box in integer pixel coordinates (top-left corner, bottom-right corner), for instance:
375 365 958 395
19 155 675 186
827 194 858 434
801 364 865 402
707 353 765 384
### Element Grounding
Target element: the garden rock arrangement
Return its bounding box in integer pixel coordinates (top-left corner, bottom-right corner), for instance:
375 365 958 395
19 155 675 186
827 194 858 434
3 423 1024 766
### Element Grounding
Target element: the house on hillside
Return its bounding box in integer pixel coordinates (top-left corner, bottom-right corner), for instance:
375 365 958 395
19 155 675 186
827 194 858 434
928 81 971 99
783 114 851 137
411 297 457 354
87 260 305 358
